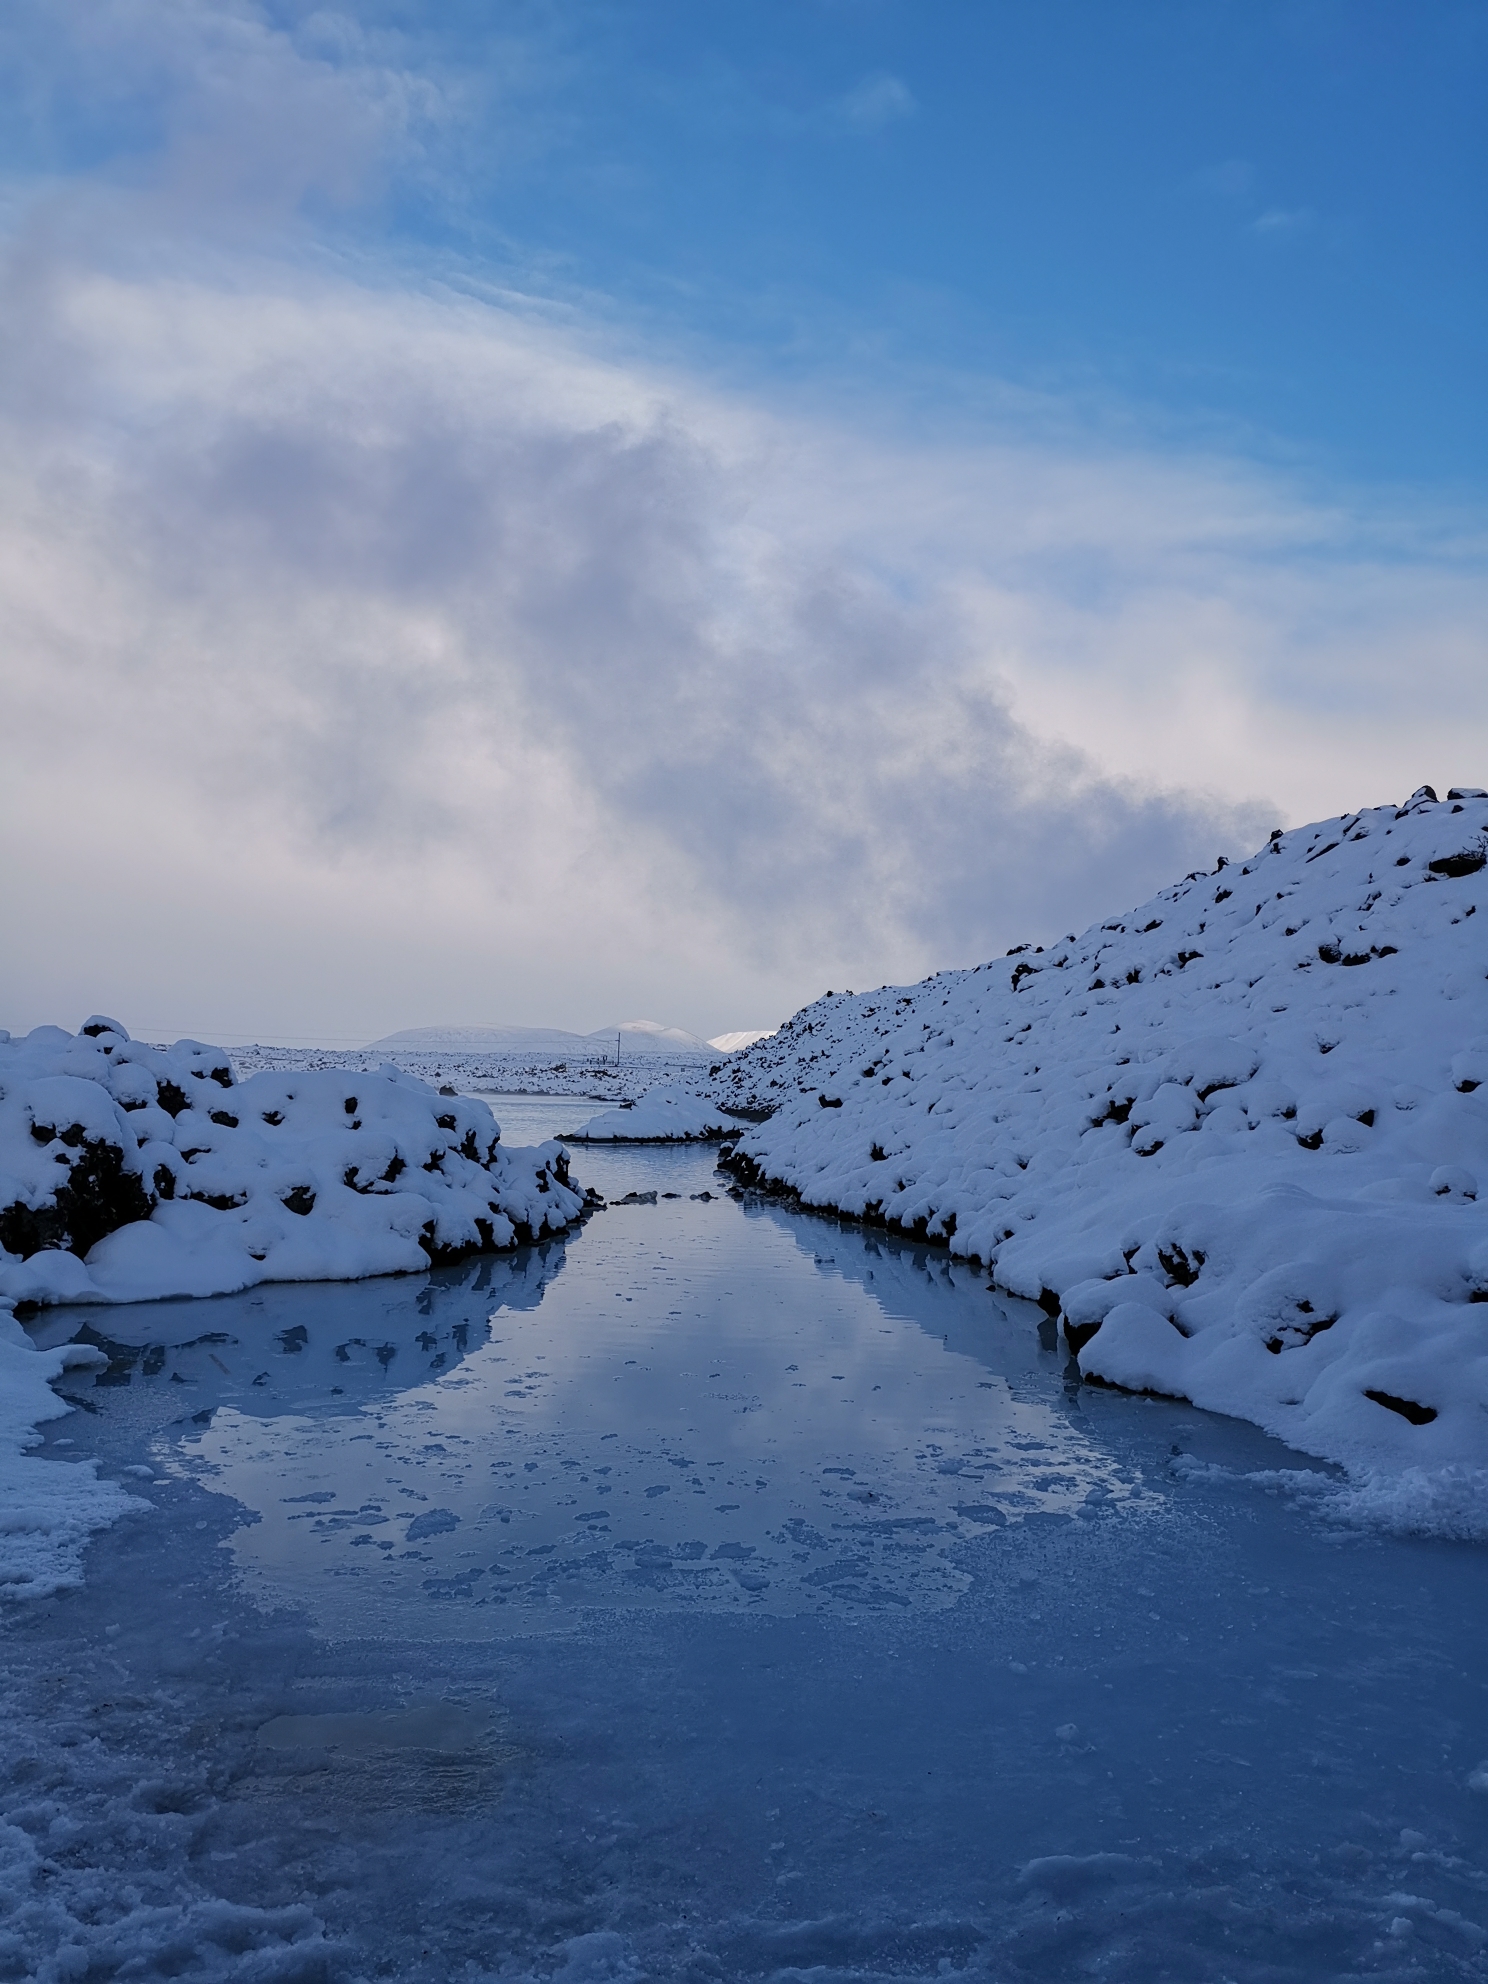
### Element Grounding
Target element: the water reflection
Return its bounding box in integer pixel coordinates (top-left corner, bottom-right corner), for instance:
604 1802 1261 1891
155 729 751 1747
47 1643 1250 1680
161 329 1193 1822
104 1150 1159 1634
39 1242 567 1419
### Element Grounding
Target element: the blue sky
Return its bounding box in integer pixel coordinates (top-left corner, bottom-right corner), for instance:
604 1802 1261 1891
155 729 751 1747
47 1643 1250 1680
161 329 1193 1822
11 1 1483 486
0 2 1484 1042
392 0 1485 491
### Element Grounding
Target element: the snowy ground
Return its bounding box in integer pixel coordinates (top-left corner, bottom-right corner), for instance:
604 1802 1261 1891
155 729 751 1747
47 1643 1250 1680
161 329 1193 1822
4 1134 1488 1982
710 789 1488 1490
233 1044 724 1104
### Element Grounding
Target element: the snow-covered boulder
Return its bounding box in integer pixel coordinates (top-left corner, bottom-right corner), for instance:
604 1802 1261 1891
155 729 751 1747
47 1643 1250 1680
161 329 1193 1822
0 1018 588 1309
563 1085 730 1143
714 788 1488 1481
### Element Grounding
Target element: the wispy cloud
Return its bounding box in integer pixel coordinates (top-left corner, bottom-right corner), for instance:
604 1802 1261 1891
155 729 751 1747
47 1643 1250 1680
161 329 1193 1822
1193 158 1318 243
1249 206 1317 237
0 0 453 227
833 72 917 132
1192 158 1256 202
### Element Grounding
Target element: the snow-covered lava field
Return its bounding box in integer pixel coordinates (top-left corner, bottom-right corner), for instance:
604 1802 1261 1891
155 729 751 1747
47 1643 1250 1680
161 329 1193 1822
713 786 1488 1503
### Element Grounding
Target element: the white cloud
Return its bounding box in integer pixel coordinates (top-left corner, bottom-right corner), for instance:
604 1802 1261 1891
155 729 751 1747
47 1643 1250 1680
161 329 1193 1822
834 72 917 131
0 1 452 230
0 4 1482 1043
1193 158 1256 201
3 248 1483 1044
1250 206 1317 236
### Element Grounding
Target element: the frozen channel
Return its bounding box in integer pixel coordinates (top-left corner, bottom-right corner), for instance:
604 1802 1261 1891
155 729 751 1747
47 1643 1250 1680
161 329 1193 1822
7 1097 1488 1982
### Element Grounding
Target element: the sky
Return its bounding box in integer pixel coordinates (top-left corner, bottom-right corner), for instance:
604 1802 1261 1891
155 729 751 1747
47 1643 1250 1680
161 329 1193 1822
0 1 1484 1045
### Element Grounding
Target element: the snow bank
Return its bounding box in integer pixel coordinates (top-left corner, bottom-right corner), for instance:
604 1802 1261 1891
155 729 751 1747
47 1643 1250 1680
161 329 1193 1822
0 1019 588 1309
0 1021 592 1315
563 1085 730 1142
714 788 1488 1484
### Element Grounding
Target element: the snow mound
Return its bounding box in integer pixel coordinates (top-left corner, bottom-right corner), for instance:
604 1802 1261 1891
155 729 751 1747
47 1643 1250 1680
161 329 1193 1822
708 1030 776 1053
714 788 1488 1484
564 1086 730 1143
0 1018 588 1309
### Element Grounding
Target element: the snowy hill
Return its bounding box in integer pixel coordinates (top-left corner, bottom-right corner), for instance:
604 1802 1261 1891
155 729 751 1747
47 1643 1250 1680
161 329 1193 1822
714 787 1488 1490
708 1030 776 1053
367 1020 717 1059
586 1021 714 1057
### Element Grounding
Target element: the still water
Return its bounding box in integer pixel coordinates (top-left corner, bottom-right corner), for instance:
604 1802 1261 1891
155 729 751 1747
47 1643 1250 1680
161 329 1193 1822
7 1100 1488 1981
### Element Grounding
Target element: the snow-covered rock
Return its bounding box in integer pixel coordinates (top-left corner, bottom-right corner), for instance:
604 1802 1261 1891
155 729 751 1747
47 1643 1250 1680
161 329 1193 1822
0 1018 588 1310
564 1085 730 1143
713 788 1488 1480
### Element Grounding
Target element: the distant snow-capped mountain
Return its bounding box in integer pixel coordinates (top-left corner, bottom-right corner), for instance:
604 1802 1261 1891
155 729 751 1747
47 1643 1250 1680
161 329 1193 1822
366 1020 717 1057
367 1024 591 1055
586 1021 713 1056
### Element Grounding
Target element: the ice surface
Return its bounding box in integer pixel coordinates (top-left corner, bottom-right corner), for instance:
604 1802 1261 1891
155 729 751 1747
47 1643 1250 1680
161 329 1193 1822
5 1141 1487 1981
256 1704 492 1752
712 791 1488 1488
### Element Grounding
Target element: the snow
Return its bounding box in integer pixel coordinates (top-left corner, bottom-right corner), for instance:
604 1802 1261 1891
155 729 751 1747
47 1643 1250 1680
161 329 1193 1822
711 787 1488 1489
0 1019 588 1312
562 1085 731 1142
708 1029 776 1052
0 1018 588 1596
586 1019 715 1056
368 1023 605 1055
367 1019 715 1057
234 1041 717 1102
